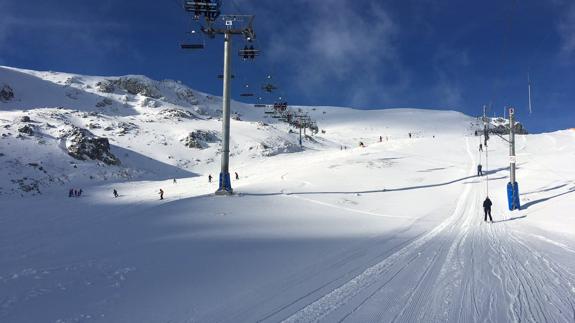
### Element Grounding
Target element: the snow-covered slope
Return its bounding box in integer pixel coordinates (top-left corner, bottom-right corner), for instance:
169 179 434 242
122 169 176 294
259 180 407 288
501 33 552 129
1 66 574 323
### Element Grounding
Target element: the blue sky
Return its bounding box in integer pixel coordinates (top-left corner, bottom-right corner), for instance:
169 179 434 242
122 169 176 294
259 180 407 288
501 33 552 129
0 0 573 133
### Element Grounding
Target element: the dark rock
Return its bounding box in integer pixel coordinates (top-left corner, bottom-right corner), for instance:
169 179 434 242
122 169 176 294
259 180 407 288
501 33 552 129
1 84 14 102
96 98 114 107
159 108 196 120
20 116 31 122
181 130 220 149
18 125 34 136
65 127 120 165
114 77 161 98
96 80 115 93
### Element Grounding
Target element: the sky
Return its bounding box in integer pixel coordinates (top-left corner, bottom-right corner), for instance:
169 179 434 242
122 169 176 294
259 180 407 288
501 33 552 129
0 0 574 133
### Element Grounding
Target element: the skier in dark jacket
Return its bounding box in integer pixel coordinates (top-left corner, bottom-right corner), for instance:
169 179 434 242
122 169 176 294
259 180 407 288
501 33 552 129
69 188 74 198
483 197 493 222
208 174 213 183
235 172 239 180
113 189 118 198
477 164 483 176
479 143 483 151
159 189 164 200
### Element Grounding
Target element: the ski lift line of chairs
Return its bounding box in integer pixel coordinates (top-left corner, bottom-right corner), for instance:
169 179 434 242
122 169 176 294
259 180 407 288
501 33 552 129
184 0 221 22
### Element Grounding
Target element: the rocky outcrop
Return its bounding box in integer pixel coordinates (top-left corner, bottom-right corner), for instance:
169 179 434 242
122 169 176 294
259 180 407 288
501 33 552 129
181 130 219 149
1 84 14 102
95 98 114 107
158 108 196 121
489 117 528 135
18 125 34 136
65 127 120 165
96 77 162 99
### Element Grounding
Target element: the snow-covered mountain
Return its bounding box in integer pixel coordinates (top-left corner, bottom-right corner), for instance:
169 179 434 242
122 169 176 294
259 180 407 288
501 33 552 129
0 66 472 196
1 66 574 323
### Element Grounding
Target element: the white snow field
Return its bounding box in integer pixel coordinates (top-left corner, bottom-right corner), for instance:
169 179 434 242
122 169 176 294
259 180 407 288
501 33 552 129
1 66 575 322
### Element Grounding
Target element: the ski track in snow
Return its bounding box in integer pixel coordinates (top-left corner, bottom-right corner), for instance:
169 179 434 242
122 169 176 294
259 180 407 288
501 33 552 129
281 138 575 323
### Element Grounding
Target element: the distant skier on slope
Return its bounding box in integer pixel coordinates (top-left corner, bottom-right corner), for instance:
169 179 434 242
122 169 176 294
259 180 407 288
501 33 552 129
235 172 239 180
208 174 212 183
173 178 177 184
477 164 483 176
479 143 483 151
483 197 493 222
113 189 118 198
159 189 164 200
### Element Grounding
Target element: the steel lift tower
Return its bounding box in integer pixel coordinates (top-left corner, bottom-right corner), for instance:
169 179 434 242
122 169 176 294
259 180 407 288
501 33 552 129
182 1 258 195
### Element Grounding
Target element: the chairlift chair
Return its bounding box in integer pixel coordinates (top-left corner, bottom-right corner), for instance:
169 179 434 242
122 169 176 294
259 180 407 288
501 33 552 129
239 45 260 60
180 30 205 50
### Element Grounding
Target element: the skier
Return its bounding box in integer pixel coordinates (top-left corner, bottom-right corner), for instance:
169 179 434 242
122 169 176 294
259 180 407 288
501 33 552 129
208 174 213 183
78 189 83 197
479 143 483 151
159 189 164 200
235 172 239 180
113 189 118 198
69 188 74 198
477 164 483 176
359 141 364 147
409 133 412 138
483 196 493 222
379 136 382 142
173 178 177 184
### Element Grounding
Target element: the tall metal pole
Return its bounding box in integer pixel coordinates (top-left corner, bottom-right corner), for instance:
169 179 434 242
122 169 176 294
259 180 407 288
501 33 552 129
506 106 520 210
216 31 233 195
509 107 516 184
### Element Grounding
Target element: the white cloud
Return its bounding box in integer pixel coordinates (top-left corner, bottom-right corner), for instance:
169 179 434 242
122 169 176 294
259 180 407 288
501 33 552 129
259 0 407 107
558 4 575 58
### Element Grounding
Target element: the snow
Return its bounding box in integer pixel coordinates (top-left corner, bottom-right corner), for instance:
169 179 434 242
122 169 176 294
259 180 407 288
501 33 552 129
1 66 574 322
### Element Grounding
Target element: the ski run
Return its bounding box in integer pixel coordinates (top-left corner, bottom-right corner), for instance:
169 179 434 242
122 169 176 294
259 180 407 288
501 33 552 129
1 66 574 322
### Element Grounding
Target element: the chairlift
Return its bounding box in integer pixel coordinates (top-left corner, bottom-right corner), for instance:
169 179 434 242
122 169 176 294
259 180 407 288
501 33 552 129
239 45 260 60
180 30 205 50
262 83 277 93
240 83 254 97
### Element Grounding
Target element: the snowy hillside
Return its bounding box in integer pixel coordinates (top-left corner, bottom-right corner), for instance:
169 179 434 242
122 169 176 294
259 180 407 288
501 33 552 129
1 66 574 322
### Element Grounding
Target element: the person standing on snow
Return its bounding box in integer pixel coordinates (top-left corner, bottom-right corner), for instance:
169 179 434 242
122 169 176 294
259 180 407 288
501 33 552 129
483 197 493 222
479 143 483 151
477 164 483 176
235 172 239 180
159 189 164 200
208 174 213 183
113 189 118 198
173 178 177 184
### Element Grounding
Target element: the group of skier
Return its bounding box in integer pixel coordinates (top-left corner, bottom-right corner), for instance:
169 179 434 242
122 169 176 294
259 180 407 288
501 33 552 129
107 172 241 201
68 188 83 197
